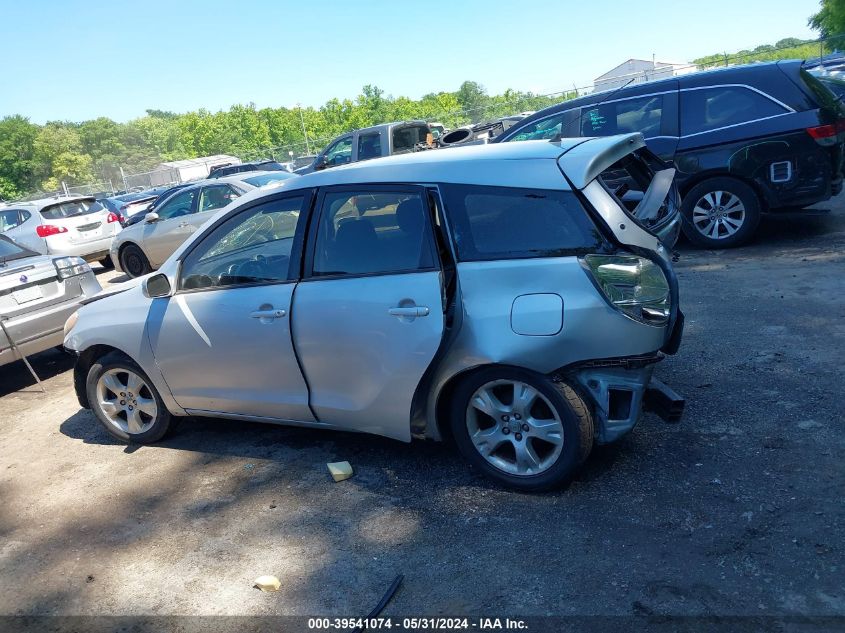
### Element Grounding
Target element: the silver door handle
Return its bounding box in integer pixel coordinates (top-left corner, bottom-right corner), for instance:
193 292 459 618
250 309 286 319
388 306 430 317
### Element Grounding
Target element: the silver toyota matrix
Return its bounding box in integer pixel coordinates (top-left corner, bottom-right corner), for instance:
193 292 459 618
65 134 684 490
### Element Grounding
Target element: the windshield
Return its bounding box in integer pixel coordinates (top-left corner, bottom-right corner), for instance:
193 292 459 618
40 199 103 220
0 235 36 262
243 172 296 187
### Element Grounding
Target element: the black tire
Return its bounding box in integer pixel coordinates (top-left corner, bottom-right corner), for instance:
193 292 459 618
119 243 151 278
681 177 761 248
449 366 594 491
86 351 172 444
98 256 114 270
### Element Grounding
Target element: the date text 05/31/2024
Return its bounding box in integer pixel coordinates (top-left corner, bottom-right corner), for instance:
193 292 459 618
307 617 529 630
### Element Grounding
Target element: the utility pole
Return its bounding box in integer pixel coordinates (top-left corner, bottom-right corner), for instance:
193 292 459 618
297 103 311 155
119 166 129 193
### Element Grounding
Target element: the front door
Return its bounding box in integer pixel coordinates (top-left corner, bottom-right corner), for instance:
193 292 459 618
292 186 445 441
150 192 314 421
141 187 200 267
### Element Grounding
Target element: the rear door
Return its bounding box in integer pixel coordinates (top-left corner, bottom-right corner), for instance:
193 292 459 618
292 185 445 441
40 199 116 247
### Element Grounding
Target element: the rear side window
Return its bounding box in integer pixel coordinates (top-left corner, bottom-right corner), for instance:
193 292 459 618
0 209 23 232
392 126 428 153
40 199 103 220
581 95 665 137
440 185 605 262
681 86 787 135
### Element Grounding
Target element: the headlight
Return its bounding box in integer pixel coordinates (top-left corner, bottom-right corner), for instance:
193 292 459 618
581 254 670 325
63 310 79 337
53 256 90 280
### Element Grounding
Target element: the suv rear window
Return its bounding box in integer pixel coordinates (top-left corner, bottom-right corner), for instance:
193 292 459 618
40 199 104 220
680 86 787 135
440 185 605 262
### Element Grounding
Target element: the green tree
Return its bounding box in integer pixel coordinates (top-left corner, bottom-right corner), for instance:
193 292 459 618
33 124 93 190
809 0 845 37
0 115 38 199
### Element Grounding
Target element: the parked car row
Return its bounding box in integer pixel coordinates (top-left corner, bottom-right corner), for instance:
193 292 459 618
0 170 298 279
300 60 845 249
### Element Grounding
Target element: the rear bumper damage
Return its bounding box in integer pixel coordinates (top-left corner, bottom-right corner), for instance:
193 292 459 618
559 353 685 444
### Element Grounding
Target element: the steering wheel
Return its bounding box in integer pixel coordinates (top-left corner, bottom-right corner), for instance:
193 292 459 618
226 255 268 280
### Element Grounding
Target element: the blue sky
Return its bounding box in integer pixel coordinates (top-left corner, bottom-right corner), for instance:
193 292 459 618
0 0 819 123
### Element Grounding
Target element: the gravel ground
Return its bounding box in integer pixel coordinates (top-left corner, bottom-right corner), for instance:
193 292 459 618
0 201 843 625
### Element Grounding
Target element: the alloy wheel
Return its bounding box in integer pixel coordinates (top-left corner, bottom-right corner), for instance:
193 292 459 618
95 368 158 435
465 379 564 476
691 190 746 240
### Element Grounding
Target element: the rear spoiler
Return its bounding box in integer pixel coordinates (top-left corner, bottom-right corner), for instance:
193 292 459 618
556 133 646 189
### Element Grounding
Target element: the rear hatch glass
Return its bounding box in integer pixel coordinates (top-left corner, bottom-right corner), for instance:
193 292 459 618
40 199 104 220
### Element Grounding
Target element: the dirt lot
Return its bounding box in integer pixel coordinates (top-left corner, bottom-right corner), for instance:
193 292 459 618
0 202 843 625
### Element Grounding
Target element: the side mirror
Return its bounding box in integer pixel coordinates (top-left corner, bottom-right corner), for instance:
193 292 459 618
145 212 160 223
142 273 172 298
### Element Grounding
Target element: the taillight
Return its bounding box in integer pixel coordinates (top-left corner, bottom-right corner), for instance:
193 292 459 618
107 212 121 223
806 120 845 146
36 224 69 238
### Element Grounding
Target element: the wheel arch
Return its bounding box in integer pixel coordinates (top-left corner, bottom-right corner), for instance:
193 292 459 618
432 362 564 443
678 170 771 211
73 344 129 409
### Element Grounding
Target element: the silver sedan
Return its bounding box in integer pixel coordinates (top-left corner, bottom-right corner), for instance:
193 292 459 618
66 135 684 490
0 235 101 367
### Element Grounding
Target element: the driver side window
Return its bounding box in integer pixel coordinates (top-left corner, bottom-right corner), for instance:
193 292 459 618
180 195 306 291
157 189 197 220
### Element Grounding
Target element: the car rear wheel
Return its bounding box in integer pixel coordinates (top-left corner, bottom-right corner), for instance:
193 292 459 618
119 244 151 278
86 351 172 443
99 256 114 270
449 367 593 491
681 177 761 248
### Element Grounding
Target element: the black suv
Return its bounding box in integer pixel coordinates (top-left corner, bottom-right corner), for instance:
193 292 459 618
208 160 287 179
497 61 845 248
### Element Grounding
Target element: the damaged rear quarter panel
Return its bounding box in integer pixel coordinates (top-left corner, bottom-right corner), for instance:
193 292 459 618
424 257 666 439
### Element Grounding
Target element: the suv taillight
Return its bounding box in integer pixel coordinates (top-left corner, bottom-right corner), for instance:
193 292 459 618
806 120 845 146
106 212 121 223
36 224 69 238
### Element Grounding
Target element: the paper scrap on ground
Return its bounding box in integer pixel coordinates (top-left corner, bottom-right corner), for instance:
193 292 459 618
254 575 281 592
327 461 353 482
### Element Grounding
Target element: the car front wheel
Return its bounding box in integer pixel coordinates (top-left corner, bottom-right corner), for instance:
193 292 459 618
119 244 152 278
681 177 761 248
86 351 172 443
450 367 594 491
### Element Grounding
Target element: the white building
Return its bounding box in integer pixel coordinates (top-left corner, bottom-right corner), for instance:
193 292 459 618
148 155 241 186
593 59 695 92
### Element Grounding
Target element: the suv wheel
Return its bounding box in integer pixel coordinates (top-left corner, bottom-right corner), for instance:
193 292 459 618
120 244 151 278
86 351 172 443
99 256 114 270
681 177 761 248
450 367 593 491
